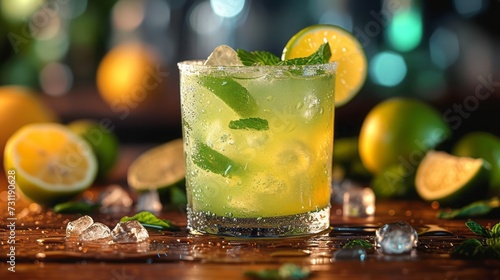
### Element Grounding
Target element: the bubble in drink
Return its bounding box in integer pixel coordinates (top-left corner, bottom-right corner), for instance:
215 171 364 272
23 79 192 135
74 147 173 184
66 215 93 237
343 187 375 217
111 221 149 243
79 222 111 241
375 221 418 254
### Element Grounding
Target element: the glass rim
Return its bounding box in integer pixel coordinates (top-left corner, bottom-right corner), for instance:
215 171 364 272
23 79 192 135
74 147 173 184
177 60 337 72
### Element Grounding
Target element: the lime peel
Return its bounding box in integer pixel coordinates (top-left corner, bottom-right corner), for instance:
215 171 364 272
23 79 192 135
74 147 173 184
415 151 490 206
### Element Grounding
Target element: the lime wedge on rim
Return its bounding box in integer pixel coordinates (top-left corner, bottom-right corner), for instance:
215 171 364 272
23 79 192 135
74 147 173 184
282 24 367 107
415 151 490 206
127 138 185 192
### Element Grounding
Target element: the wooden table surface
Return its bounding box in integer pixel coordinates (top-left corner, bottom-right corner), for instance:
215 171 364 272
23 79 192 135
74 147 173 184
1 146 499 280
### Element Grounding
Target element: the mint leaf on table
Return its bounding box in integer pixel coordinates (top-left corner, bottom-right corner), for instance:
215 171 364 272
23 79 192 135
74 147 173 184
437 197 500 219
244 263 310 280
120 211 180 231
343 239 373 250
466 220 491 237
237 49 281 66
53 201 100 214
450 220 500 259
229 117 269 131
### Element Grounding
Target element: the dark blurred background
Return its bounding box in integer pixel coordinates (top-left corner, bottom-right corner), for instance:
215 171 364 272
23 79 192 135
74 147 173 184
0 0 499 145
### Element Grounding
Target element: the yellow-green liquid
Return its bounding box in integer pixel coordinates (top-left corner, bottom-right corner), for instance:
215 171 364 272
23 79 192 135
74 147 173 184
179 61 335 236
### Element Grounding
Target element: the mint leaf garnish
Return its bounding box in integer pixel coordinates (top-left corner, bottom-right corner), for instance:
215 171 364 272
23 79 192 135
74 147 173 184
237 49 281 66
466 220 491 237
120 211 180 231
236 42 331 66
229 118 269 131
279 42 332 66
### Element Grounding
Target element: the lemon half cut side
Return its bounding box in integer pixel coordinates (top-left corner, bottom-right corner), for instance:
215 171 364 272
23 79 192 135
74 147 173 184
4 123 98 205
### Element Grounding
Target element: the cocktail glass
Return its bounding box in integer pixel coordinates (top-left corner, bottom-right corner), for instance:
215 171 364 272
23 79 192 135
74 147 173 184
178 60 336 237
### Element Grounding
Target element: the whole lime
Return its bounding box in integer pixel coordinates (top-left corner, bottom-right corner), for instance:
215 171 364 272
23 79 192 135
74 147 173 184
68 120 119 177
452 131 500 195
359 98 451 175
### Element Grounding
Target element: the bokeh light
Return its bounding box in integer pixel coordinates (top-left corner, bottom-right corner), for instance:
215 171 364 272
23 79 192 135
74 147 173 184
189 1 222 35
112 0 145 31
40 62 73 96
386 9 423 52
210 0 245 18
453 0 487 18
369 51 407 87
429 27 459 69
1 0 43 23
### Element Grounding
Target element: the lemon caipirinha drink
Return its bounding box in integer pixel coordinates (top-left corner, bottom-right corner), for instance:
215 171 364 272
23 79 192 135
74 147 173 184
178 25 366 237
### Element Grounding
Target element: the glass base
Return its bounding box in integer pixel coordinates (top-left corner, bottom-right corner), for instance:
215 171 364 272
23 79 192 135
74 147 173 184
187 206 330 237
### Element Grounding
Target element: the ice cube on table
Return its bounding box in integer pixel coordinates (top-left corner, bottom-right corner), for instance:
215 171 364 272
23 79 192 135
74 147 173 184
136 189 162 214
99 184 133 213
79 222 111 242
375 221 418 254
343 187 375 217
66 215 93 237
204 45 243 66
111 221 149 243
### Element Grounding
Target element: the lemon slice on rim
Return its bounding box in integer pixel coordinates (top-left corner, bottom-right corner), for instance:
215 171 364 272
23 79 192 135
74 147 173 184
3 123 98 205
282 24 367 107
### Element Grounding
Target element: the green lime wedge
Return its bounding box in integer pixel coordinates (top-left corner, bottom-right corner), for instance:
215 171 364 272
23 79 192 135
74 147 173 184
229 117 269 131
415 151 490 207
193 141 240 177
127 138 185 193
199 76 257 117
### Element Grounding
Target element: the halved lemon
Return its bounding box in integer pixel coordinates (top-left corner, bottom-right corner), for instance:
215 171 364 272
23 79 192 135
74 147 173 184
3 123 97 205
282 24 367 107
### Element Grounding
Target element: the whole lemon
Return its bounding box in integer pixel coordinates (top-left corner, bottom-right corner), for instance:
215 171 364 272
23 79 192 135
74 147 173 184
0 86 58 159
96 43 165 108
452 131 500 195
359 98 451 174
68 120 119 178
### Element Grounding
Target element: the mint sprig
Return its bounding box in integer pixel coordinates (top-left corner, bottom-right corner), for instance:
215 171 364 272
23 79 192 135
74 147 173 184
120 211 180 231
450 220 500 259
237 42 331 66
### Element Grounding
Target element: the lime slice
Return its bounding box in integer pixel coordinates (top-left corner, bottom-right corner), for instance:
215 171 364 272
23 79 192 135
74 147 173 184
282 24 367 107
415 151 490 206
3 123 98 205
127 138 185 192
193 141 240 177
199 76 257 117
